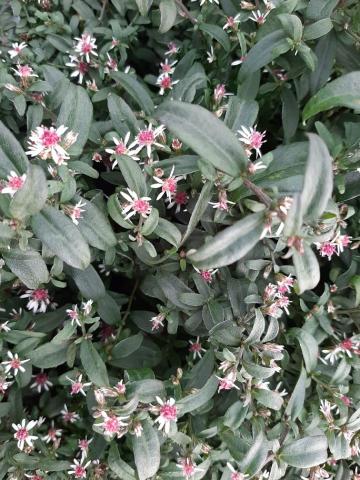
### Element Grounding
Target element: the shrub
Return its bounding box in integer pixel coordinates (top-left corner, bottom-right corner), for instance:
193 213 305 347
0 0 359 479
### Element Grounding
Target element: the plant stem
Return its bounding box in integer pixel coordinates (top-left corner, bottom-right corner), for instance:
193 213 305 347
116 277 140 339
175 0 198 24
99 0 108 21
242 178 272 208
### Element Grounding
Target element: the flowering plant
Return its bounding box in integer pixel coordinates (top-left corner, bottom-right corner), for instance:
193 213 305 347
0 0 359 479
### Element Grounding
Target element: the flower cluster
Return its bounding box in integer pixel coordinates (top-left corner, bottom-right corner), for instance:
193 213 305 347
262 275 294 318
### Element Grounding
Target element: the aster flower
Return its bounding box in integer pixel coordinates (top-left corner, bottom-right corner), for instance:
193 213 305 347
74 33 98 62
189 337 206 359
42 421 62 443
322 337 359 364
67 374 92 397
227 463 249 480
66 305 81 326
247 160 267 174
166 190 189 213
12 419 38 451
315 241 337 261
209 189 235 211
160 58 177 74
194 267 218 283
216 371 240 392
68 458 91 479
105 133 140 165
165 42 180 56
0 321 11 332
131 123 166 157
176 457 203 479
30 371 53 393
61 404 80 423
13 64 37 78
249 9 269 24
120 188 152 220
98 413 128 438
319 399 336 424
156 74 179 95
78 436 93 459
8 42 27 58
151 166 183 201
105 53 118 72
82 299 93 316
114 380 126 395
27 125 78 165
20 288 50 313
2 351 30 376
66 55 90 84
154 397 178 434
151 312 166 331
0 170 26 197
237 125 266 157
223 15 241 31
213 83 232 103
64 200 86 225
0 376 12 394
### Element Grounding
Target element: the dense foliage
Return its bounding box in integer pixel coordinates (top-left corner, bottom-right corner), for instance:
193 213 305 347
0 0 360 479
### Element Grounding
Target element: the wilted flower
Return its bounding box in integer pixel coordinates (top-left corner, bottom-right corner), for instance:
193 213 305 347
320 399 337 424
12 419 38 450
82 299 93 316
21 288 50 313
209 189 235 211
105 53 118 72
42 422 62 443
67 305 81 326
0 376 12 394
227 463 249 480
165 41 180 56
151 312 166 331
154 397 178 434
166 190 188 212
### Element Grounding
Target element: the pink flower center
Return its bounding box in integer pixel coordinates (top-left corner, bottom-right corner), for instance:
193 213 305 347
115 142 127 154
227 17 235 27
15 428 28 441
138 130 154 145
68 310 78 320
8 176 24 190
133 199 150 214
182 461 195 476
81 42 92 53
189 342 202 353
78 61 89 75
160 76 172 89
10 358 21 369
47 428 58 440
219 378 234 390
71 382 83 394
174 191 188 204
250 131 265 149
231 473 242 480
162 64 172 73
31 289 49 301
79 439 89 449
160 403 177 421
74 466 86 478
320 243 336 258
19 65 32 76
162 177 177 193
35 373 48 385
72 207 82 219
340 395 351 406
340 339 353 351
104 416 120 433
41 130 60 147
200 270 213 283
